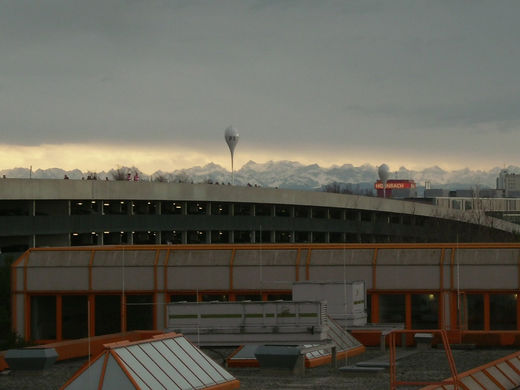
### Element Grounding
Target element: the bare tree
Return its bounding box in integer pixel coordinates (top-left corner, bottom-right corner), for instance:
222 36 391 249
111 167 130 181
174 171 191 183
153 173 170 182
322 182 353 194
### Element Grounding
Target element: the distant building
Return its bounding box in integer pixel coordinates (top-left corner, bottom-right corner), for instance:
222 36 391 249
497 169 520 197
374 179 416 199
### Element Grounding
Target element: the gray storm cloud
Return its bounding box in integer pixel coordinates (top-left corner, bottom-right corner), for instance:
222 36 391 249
1 0 519 166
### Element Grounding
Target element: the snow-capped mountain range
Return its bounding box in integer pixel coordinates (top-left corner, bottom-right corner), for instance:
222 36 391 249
0 161 514 192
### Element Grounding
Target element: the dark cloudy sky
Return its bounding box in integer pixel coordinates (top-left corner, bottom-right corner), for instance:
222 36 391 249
1 0 519 173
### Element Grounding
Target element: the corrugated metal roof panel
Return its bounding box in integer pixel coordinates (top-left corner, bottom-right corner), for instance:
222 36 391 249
113 334 236 389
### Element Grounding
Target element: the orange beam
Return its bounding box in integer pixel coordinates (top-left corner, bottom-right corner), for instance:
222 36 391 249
371 294 379 323
372 248 378 289
97 353 109 390
439 248 445 330
26 242 520 253
450 246 456 290
405 294 412 330
305 248 312 280
484 293 490 331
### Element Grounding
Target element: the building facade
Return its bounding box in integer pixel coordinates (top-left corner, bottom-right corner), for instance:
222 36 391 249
12 243 520 347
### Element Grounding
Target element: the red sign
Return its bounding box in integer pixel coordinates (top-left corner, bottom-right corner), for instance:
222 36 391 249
374 180 416 190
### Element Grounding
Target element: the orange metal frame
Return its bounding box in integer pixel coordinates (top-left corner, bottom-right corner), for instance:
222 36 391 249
389 329 459 390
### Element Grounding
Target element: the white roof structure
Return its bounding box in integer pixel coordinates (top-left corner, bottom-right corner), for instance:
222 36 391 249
61 332 239 390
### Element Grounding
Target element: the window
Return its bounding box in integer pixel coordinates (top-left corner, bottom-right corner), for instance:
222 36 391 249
31 296 56 340
236 294 262 301
267 294 292 301
95 295 121 336
466 294 484 330
490 294 517 330
171 294 197 302
201 293 228 302
412 294 438 329
62 295 88 339
126 295 154 331
379 294 405 324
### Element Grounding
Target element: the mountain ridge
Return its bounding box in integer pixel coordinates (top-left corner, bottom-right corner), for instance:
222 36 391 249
0 161 515 191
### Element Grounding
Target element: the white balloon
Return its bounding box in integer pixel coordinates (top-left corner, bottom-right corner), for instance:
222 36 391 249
378 164 389 182
225 126 239 157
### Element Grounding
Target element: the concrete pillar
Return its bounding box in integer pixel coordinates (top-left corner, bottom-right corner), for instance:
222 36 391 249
251 230 255 243
155 201 161 215
182 231 187 244
229 231 234 244
270 231 276 243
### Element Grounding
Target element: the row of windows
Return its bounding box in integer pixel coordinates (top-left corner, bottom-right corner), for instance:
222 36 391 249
69 230 405 245
29 292 292 341
30 291 520 343
368 293 518 331
0 200 411 223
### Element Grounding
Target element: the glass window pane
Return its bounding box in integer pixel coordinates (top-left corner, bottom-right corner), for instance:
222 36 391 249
267 294 291 301
466 294 484 330
62 295 88 339
95 295 121 336
31 295 56 340
490 294 517 330
201 294 228 302
379 294 405 324
126 295 153 330
171 294 197 302
126 295 154 331
235 294 262 301
412 294 438 329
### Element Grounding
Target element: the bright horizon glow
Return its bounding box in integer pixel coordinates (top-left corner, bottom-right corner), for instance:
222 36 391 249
0 143 511 174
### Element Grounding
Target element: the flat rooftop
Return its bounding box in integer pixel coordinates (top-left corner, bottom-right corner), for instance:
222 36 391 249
1 347 518 390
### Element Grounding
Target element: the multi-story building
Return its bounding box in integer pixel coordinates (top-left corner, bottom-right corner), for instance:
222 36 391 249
0 178 518 261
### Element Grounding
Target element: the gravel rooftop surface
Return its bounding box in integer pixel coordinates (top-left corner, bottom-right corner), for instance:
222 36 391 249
0 347 518 390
